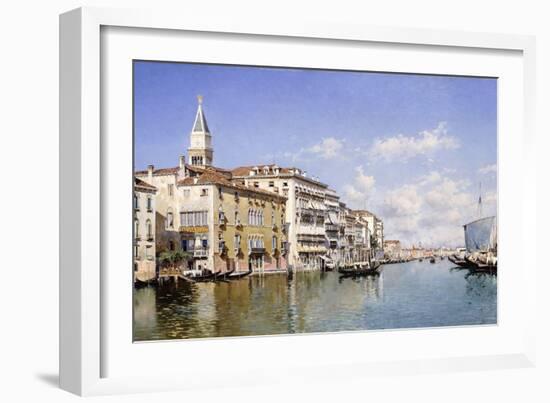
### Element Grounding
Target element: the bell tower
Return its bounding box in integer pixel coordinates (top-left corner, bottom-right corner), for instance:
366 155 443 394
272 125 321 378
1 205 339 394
188 95 213 167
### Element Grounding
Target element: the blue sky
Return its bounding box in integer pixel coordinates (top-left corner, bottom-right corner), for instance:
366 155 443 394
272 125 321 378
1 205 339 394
134 61 497 248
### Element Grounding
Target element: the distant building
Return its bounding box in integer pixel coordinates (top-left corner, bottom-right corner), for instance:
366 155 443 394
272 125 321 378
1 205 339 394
133 177 157 282
383 240 401 259
324 189 345 268
353 210 384 254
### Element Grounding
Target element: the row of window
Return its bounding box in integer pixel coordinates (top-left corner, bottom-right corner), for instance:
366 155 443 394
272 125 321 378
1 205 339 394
218 236 278 253
248 209 264 226
180 211 208 227
133 244 153 259
134 218 153 240
167 209 283 229
133 194 153 211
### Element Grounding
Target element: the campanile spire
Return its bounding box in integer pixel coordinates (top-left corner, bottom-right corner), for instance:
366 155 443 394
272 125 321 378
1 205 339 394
188 95 213 167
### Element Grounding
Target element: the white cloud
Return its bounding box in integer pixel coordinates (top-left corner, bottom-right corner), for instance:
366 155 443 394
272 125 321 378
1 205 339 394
307 137 345 159
479 163 497 175
342 165 376 206
382 184 422 217
283 137 346 162
373 172 486 248
368 122 460 162
354 166 375 192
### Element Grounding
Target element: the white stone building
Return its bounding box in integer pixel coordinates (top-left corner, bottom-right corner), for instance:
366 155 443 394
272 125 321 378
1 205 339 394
133 177 157 282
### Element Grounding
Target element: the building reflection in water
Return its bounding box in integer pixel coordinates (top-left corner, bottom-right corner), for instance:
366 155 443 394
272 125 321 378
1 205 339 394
133 260 496 341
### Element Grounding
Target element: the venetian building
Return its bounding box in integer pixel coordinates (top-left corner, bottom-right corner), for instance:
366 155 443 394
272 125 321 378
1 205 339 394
133 177 157 282
231 165 328 270
188 95 213 167
177 170 288 274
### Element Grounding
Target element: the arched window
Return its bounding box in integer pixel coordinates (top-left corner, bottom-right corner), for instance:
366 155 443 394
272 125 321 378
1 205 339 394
146 196 152 211
146 219 152 239
134 218 139 239
133 194 139 210
234 211 239 225
167 208 174 229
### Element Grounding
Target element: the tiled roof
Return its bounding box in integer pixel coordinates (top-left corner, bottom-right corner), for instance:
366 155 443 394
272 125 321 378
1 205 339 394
177 168 286 200
134 177 157 191
135 166 180 176
231 164 293 177
136 164 232 177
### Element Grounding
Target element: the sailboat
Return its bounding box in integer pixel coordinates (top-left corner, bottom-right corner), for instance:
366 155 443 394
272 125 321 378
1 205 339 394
461 184 497 271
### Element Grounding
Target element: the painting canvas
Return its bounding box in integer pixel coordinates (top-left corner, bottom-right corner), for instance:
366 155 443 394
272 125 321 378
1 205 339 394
132 61 497 341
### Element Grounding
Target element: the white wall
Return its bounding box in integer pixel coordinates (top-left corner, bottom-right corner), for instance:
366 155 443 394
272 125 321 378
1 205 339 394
1 1 548 402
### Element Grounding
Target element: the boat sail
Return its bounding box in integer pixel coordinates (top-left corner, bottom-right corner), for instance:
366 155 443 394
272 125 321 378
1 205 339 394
456 183 498 271
463 216 497 253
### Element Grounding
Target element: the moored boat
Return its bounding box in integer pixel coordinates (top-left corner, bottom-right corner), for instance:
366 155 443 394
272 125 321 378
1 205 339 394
338 261 381 277
448 254 476 268
463 215 497 272
228 269 253 279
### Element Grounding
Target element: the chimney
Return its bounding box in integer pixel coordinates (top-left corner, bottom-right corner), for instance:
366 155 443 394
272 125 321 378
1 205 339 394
147 165 154 183
179 155 185 169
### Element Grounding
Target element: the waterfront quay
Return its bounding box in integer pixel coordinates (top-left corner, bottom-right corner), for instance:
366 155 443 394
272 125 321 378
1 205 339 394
134 258 497 340
133 96 386 283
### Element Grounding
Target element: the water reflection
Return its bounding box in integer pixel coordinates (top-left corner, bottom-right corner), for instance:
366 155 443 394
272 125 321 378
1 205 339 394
134 260 497 341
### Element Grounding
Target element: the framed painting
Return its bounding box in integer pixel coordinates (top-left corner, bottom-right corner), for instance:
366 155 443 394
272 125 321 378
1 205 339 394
60 7 537 396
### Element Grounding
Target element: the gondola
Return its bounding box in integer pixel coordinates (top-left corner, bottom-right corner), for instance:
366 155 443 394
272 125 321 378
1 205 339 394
214 268 235 281
464 255 497 272
228 269 253 279
447 254 475 268
338 261 381 277
429 256 436 263
180 270 217 282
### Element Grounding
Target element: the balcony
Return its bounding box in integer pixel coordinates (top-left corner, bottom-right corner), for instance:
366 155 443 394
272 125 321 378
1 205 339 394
146 255 155 261
179 225 209 234
193 248 209 258
249 247 266 255
272 223 278 231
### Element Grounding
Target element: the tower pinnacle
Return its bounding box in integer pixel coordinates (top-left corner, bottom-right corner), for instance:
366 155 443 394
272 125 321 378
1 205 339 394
188 96 213 167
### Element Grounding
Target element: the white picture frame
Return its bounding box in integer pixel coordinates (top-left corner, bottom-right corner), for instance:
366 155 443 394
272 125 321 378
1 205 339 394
60 6 537 396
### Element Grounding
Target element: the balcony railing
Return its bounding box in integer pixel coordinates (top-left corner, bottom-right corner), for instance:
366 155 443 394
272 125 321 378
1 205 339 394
193 248 209 257
249 247 266 255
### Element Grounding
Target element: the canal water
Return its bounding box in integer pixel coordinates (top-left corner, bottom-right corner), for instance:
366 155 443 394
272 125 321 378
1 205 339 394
133 259 497 341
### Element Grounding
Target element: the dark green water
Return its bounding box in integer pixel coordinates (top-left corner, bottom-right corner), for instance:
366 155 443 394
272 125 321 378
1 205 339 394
133 259 497 341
